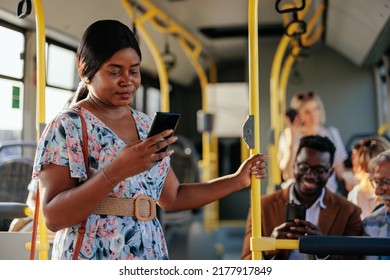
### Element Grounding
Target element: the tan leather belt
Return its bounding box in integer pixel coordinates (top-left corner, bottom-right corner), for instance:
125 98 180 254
92 195 156 221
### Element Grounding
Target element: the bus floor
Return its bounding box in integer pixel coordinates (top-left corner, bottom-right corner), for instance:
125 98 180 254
164 209 245 260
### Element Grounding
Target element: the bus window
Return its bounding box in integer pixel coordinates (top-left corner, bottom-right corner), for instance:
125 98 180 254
0 79 24 142
45 87 73 122
0 24 24 144
145 86 161 117
45 43 77 122
47 44 76 89
0 25 24 79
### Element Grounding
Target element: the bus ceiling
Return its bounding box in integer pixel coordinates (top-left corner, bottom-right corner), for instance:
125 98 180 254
325 0 390 67
0 0 389 83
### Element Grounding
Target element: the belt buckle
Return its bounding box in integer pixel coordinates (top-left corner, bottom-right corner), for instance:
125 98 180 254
134 195 155 221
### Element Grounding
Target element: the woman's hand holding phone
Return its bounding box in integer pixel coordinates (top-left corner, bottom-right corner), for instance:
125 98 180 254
147 112 181 161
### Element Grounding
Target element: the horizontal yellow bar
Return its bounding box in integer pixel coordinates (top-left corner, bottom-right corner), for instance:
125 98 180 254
251 237 299 252
24 207 33 217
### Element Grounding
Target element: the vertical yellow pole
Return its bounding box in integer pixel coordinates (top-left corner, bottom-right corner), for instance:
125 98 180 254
279 47 300 131
33 0 46 132
205 56 219 179
178 37 217 229
248 0 262 260
32 0 49 260
121 0 170 112
268 34 291 193
177 37 210 181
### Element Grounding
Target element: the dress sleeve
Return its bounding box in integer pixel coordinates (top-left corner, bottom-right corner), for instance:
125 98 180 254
32 110 88 180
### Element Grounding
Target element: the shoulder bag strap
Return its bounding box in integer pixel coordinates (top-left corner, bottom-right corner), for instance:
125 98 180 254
29 186 40 260
71 108 89 260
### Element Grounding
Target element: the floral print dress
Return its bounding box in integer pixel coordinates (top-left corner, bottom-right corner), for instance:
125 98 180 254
32 105 170 260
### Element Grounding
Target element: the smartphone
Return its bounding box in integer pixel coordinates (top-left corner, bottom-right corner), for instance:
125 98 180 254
147 112 181 153
286 108 298 123
285 203 306 222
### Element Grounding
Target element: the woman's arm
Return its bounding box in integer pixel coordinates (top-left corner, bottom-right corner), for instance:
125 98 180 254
39 164 116 231
158 153 268 211
40 129 178 231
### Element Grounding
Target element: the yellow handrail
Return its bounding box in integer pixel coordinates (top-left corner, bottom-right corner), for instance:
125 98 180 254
205 54 219 183
279 46 301 132
268 0 324 193
254 0 325 259
121 0 170 112
268 2 309 193
279 3 324 132
301 2 325 45
268 32 291 192
378 123 390 136
251 237 299 253
248 0 262 260
121 0 219 230
26 0 49 260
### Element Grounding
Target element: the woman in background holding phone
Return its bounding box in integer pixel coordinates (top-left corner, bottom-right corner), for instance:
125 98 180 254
277 91 350 194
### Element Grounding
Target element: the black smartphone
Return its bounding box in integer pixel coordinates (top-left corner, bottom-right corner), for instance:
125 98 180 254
286 108 298 123
285 203 306 222
147 112 181 153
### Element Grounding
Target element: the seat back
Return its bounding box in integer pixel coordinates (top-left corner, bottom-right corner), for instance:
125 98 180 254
169 135 200 183
0 141 36 231
0 157 34 230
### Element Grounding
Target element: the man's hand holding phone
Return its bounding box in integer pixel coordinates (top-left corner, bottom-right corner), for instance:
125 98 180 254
269 203 322 239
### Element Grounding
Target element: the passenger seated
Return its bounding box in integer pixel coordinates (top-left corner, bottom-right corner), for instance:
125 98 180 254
8 178 37 232
363 150 390 260
242 135 363 260
347 136 390 219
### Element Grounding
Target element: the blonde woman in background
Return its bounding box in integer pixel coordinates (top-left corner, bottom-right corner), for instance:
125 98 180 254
278 91 351 194
348 136 390 219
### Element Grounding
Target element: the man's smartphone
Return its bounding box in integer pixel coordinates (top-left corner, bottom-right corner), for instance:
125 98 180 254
147 112 181 153
285 203 306 222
